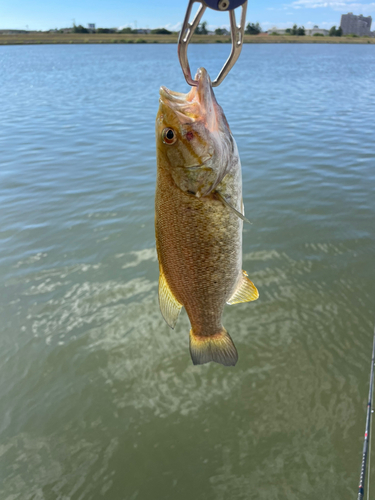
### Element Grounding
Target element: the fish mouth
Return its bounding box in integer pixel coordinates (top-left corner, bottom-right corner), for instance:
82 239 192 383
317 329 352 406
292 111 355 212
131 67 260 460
159 86 188 103
159 68 218 129
159 87 198 123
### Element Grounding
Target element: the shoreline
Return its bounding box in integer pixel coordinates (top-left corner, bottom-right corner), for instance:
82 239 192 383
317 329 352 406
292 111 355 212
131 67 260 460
1 33 375 45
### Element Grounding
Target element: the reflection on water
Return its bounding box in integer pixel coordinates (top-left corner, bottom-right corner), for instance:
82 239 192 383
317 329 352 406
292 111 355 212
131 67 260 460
0 43 375 499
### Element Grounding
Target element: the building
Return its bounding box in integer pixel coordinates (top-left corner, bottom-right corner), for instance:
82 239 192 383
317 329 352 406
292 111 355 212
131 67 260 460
305 25 329 36
268 27 286 34
340 13 372 36
268 26 329 35
87 23 96 31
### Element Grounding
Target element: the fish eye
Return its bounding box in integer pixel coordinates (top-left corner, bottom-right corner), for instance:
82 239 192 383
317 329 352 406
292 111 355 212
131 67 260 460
162 128 177 145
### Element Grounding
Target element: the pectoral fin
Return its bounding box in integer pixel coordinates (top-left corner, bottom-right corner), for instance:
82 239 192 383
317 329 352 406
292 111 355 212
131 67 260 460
214 191 251 224
158 271 183 329
227 271 259 305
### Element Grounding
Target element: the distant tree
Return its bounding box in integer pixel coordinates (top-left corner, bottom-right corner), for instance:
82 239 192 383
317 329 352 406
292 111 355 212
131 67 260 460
120 27 133 34
97 28 116 33
288 24 305 35
329 26 337 36
72 24 88 33
151 28 172 34
329 26 343 36
195 21 208 35
245 22 262 35
215 28 224 35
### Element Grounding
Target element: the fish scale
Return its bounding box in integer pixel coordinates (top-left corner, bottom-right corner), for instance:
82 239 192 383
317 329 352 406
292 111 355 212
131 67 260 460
156 165 240 335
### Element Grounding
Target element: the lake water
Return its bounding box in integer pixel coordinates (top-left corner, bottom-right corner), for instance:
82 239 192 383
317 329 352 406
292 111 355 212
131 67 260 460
1 43 375 500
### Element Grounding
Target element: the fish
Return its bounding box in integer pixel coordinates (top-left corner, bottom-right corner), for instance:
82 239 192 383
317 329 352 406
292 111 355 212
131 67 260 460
155 67 258 367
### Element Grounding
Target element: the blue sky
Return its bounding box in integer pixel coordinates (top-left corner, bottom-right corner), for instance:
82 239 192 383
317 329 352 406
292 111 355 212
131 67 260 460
1 0 374 31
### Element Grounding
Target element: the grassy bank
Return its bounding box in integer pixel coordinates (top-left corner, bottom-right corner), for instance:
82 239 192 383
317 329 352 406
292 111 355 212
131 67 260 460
0 32 374 45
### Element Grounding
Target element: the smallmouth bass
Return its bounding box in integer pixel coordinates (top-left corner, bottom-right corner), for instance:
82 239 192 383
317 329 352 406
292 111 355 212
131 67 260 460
155 68 258 367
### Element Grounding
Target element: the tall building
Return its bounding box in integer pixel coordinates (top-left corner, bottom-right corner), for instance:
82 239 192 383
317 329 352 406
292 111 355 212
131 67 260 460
340 13 372 36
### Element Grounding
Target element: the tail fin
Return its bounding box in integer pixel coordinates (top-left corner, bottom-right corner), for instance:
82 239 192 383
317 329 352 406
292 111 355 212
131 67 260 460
189 327 238 367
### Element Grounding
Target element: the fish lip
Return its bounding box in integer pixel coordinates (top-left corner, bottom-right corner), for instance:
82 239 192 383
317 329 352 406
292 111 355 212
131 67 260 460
159 68 221 132
159 86 187 103
159 97 196 124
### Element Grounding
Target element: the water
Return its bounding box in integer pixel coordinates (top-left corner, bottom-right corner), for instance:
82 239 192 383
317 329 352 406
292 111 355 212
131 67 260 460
0 43 374 500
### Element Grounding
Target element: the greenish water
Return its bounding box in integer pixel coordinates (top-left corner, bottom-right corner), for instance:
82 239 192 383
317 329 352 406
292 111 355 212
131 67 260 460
1 44 375 499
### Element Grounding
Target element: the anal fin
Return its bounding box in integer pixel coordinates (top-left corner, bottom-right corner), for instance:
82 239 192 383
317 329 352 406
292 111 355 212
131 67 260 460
158 271 183 329
227 271 259 305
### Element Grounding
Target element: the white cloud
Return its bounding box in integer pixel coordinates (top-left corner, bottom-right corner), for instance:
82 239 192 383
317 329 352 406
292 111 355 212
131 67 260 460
118 21 182 31
261 20 296 27
118 23 135 29
164 22 182 31
260 19 340 28
286 0 375 12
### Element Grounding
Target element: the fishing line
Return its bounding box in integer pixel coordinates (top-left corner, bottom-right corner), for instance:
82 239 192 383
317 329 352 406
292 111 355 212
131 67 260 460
367 406 373 500
357 323 375 500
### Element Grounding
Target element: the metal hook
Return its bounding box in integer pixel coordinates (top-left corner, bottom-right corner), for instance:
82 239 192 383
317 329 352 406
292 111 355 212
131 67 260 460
177 0 248 87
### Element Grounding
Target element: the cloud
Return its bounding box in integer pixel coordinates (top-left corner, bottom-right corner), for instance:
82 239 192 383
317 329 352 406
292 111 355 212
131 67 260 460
286 0 375 12
118 21 183 31
261 21 296 27
263 19 344 28
262 19 336 27
118 23 135 29
164 22 182 31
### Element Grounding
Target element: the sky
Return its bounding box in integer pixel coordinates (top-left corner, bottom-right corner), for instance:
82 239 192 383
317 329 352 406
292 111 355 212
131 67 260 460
1 0 374 32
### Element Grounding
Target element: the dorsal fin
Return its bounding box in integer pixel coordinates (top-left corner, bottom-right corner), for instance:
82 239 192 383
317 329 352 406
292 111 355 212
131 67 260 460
227 271 259 305
158 270 183 329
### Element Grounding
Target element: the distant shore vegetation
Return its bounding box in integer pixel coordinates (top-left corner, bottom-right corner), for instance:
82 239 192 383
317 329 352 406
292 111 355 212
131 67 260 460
70 24 174 35
245 23 262 35
285 25 306 35
1 22 374 45
329 26 343 36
